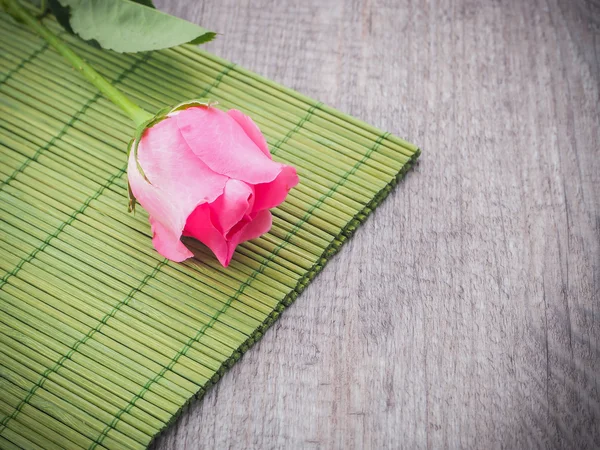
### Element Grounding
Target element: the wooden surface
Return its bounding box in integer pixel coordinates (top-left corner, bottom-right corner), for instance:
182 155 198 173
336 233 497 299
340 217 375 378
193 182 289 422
151 0 600 448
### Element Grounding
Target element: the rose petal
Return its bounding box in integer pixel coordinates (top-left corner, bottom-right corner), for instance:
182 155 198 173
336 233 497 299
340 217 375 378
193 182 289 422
149 216 193 262
209 179 254 235
224 210 272 265
227 109 271 159
176 107 284 184
252 165 299 213
184 207 272 267
183 203 229 266
128 116 228 260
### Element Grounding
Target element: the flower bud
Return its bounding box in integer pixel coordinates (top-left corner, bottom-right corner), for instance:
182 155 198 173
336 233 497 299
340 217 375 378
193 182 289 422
128 103 299 266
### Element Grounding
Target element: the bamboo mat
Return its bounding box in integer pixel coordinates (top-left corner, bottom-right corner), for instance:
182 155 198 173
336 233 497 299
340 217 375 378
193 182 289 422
0 9 419 450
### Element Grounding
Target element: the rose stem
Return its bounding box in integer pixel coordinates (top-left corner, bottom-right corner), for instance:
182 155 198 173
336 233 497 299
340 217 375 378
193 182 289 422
0 0 153 127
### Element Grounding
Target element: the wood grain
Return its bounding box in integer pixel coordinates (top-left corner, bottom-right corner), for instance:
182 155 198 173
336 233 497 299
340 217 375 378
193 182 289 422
151 0 600 448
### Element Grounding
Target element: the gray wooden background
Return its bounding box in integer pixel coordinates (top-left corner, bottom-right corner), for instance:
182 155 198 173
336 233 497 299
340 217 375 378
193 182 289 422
151 0 600 448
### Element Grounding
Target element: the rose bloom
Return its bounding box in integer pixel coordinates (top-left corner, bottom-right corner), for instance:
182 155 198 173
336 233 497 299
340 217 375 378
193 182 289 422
128 106 299 266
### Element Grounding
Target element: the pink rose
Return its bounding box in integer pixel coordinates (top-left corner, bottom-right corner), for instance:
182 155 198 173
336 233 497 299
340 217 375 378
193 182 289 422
127 105 299 266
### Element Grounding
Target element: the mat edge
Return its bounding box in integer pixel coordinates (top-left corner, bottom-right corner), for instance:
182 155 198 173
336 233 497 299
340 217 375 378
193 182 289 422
148 146 421 447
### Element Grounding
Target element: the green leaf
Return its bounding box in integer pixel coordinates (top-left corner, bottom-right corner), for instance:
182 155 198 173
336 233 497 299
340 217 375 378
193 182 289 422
57 0 215 53
50 0 155 36
130 0 155 8
48 0 74 33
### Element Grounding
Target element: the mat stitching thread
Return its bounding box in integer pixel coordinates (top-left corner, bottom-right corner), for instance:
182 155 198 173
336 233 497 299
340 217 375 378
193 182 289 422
0 162 125 292
0 165 130 437
94 125 388 448
0 258 167 440
0 91 102 193
0 52 151 194
196 63 236 100
0 53 157 440
0 51 151 290
270 102 323 156
0 41 49 86
89 62 237 449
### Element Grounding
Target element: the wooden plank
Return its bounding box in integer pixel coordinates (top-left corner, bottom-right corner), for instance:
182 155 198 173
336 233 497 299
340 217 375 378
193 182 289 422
151 0 600 448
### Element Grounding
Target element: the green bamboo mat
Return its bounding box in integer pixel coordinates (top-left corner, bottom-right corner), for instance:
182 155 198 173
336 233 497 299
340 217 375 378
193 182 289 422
0 8 419 450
